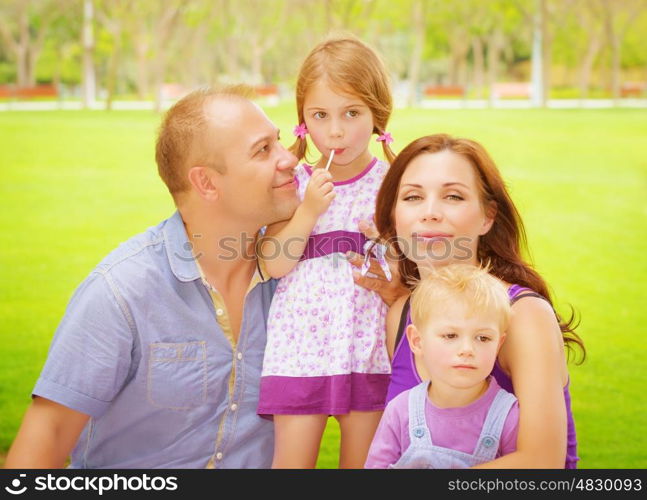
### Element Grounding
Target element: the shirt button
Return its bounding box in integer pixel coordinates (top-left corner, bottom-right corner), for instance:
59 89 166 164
230 403 238 411
237 352 243 360
216 308 224 316
216 452 223 460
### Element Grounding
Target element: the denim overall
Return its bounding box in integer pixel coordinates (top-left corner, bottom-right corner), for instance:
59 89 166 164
390 381 517 469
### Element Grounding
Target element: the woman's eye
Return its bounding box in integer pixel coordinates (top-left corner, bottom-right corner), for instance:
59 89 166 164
346 110 359 118
446 194 464 201
314 111 326 119
403 195 422 201
477 335 492 342
443 333 457 339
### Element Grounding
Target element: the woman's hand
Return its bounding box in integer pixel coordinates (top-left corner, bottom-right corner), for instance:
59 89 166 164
347 219 408 307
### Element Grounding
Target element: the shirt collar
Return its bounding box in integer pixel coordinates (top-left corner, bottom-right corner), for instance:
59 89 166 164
164 211 201 282
164 210 270 284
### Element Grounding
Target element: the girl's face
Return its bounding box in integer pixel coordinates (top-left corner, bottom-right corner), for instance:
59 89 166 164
302 79 375 167
394 150 494 269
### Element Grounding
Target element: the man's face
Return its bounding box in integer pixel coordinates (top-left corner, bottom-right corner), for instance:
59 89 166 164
203 98 299 228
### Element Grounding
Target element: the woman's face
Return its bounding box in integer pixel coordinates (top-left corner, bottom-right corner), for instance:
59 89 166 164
393 150 494 271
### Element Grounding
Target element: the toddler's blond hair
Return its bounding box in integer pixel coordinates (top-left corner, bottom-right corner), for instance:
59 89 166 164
410 264 511 332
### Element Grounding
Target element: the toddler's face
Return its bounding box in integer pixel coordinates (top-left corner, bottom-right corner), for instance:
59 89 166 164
412 300 504 391
302 79 374 166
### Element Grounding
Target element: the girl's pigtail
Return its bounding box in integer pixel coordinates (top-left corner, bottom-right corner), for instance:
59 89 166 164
381 142 396 164
375 127 396 164
289 137 307 162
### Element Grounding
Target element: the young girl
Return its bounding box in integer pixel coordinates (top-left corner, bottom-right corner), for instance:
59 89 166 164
257 37 396 468
365 264 519 468
371 133 585 468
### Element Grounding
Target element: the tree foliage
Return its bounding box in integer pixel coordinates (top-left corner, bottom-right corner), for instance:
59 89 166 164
0 0 644 98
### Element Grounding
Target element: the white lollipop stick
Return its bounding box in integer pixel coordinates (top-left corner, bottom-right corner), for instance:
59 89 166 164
325 149 335 171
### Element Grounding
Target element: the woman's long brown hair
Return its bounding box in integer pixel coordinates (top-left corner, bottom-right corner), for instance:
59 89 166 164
375 134 585 362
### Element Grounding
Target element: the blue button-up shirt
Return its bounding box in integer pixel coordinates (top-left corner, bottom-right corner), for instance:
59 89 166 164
33 211 276 468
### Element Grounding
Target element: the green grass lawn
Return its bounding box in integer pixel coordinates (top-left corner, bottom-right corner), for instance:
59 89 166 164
1 105 645 468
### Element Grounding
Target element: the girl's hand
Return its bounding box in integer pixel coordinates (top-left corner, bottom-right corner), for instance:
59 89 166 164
302 168 335 218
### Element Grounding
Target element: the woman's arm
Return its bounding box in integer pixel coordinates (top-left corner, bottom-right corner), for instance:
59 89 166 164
386 295 409 360
260 168 334 278
474 297 568 468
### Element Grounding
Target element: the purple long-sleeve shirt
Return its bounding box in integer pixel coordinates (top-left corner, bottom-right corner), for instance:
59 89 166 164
365 377 519 468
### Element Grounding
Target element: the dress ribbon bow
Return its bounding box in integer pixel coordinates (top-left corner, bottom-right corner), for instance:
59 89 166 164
360 240 392 282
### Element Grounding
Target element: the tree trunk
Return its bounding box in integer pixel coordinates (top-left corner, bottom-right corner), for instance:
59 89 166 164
220 37 240 81
250 36 263 85
53 49 62 91
105 35 120 111
134 39 149 100
407 0 426 107
153 56 165 113
152 4 183 112
487 30 503 106
609 33 621 102
471 36 485 99
17 5 29 87
81 0 95 109
603 5 621 102
540 0 551 106
578 32 602 99
449 33 469 88
27 46 39 87
0 0 51 88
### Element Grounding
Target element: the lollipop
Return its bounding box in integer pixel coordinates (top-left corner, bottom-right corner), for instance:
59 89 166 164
324 149 335 171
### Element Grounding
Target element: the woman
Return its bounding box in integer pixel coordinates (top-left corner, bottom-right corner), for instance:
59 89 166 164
353 134 584 468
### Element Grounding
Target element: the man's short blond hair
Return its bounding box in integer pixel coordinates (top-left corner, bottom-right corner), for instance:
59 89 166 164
155 84 255 200
410 264 511 332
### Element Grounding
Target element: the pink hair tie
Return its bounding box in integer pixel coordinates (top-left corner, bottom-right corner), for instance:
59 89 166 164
293 123 308 139
376 132 393 145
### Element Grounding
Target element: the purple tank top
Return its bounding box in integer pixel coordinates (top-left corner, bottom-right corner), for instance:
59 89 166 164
386 284 579 468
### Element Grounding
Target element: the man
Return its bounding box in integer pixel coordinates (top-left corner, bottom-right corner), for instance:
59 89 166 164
5 86 300 468
5 85 403 469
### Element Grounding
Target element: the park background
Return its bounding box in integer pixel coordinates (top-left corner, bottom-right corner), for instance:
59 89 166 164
0 0 645 468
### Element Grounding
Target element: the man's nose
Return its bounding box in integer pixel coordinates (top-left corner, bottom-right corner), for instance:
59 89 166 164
276 143 298 171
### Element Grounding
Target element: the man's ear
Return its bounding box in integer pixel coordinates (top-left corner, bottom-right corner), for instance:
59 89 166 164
406 324 423 356
187 166 220 201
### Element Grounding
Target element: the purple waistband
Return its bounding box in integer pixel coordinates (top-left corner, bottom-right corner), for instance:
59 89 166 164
300 230 368 261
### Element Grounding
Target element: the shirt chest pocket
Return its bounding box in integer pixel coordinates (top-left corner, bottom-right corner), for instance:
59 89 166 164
147 341 207 410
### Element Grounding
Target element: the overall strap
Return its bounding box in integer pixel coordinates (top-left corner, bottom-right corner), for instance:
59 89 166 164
407 381 433 447
394 296 411 353
472 389 517 459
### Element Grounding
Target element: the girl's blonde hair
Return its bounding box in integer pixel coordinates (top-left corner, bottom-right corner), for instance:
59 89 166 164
290 36 395 164
410 264 511 333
